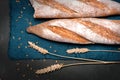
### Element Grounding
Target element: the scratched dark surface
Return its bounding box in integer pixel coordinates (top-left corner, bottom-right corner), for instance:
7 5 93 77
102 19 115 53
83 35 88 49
0 0 120 80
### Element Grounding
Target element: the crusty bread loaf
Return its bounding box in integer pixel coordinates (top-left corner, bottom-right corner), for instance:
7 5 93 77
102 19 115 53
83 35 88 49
27 18 120 44
30 0 120 18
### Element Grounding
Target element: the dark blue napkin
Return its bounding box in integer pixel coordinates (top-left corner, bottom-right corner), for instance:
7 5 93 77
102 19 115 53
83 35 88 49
8 0 120 61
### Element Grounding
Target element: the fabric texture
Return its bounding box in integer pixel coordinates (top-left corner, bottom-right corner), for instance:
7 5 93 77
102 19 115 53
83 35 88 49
8 0 120 61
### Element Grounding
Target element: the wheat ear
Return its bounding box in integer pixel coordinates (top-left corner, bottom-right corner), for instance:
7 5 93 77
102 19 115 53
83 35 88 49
36 61 120 74
28 41 106 62
36 64 63 74
28 41 48 54
67 48 89 54
67 48 120 54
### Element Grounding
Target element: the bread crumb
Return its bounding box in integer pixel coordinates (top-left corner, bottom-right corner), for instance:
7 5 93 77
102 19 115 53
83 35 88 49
16 0 20 2
29 22 32 26
12 36 15 39
26 54 29 57
18 46 21 48
30 67 33 70
21 30 24 33
20 11 23 14
22 74 26 78
16 62 20 65
25 46 28 48
49 46 52 48
18 16 22 18
27 64 30 67
35 75 39 78
35 42 38 44
54 50 57 52
23 7 26 10
55 60 58 63
18 37 21 40
16 68 20 71
16 19 18 22
31 59 34 62
43 59 46 62
28 3 31 6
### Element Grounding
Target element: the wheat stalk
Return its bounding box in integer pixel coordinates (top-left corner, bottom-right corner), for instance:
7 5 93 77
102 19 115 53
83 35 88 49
28 41 120 75
28 41 106 62
66 48 120 54
35 61 120 74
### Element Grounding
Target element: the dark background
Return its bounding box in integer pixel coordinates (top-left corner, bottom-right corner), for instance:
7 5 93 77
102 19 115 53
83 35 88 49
0 0 120 80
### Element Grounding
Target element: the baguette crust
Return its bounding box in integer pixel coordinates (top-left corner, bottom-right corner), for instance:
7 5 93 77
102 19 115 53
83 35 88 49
27 18 120 44
30 0 120 18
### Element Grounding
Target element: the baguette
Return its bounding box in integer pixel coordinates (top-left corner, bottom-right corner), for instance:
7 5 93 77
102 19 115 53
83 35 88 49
27 18 120 44
30 0 120 18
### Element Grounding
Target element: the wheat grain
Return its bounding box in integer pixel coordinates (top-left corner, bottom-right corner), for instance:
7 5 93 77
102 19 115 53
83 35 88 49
18 46 21 48
12 36 15 39
23 7 26 10
36 64 63 74
22 74 26 78
28 41 48 54
18 37 21 40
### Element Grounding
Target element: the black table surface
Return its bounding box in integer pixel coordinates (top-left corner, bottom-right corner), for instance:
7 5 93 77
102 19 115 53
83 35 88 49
0 0 120 80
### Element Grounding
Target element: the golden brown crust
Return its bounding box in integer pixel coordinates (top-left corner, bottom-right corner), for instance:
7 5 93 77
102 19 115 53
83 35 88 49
73 19 120 42
79 0 107 9
112 20 120 24
47 26 92 43
31 0 120 18
36 0 77 14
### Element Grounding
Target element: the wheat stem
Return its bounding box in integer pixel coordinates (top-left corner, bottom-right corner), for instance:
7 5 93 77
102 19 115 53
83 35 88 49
89 50 120 53
63 61 120 67
28 41 106 62
48 52 104 62
36 61 120 74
